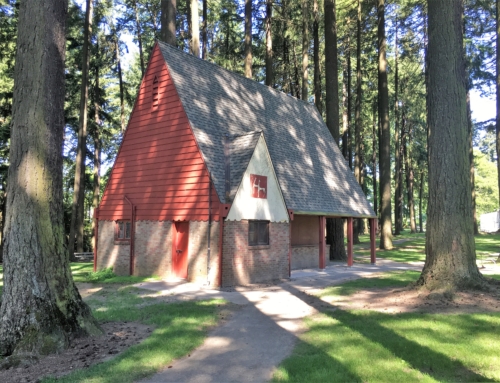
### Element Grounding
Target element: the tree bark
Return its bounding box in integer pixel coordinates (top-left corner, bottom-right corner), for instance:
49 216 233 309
394 15 403 235
244 0 252 78
313 0 321 112
202 0 207 59
69 0 93 259
301 0 308 100
324 0 338 143
190 0 200 56
420 0 483 290
92 60 101 252
342 65 348 159
497 0 500 208
353 0 362 244
347 33 352 170
372 99 378 217
0 0 101 357
265 0 273 86
115 37 125 132
419 171 424 233
161 0 177 46
403 118 416 233
324 0 345 260
133 0 145 75
377 0 392 249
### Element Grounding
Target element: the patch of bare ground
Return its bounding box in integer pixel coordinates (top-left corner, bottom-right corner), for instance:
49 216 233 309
320 284 500 314
0 322 152 383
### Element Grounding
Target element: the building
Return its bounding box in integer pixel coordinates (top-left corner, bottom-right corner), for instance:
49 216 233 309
94 41 377 287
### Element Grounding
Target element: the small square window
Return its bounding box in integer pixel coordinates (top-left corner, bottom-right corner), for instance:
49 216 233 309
116 221 131 240
248 220 269 246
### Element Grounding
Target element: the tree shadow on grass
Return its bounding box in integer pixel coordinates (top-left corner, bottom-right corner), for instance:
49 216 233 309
282 284 493 383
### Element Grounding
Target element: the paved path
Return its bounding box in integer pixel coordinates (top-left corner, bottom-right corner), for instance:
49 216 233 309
136 259 428 383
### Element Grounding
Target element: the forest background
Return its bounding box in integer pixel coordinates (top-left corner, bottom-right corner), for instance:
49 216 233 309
0 0 497 256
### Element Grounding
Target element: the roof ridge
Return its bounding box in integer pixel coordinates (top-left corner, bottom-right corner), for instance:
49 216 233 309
156 40 318 111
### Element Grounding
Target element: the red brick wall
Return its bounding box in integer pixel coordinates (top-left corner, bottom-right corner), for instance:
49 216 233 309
134 221 172 277
291 244 330 270
97 221 131 276
222 220 290 286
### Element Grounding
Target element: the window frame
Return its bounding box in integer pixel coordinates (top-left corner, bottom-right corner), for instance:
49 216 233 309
115 220 131 241
248 220 270 246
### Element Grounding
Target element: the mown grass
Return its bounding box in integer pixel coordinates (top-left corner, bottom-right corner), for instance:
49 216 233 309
42 285 226 383
273 271 500 383
70 263 161 284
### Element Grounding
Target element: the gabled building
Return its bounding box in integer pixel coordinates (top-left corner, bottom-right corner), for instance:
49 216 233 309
94 41 377 287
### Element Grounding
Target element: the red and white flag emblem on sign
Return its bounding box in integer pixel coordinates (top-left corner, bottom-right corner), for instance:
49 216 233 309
250 174 267 199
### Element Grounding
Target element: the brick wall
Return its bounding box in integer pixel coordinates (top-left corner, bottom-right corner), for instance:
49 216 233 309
134 220 172 277
97 219 220 283
187 221 219 286
97 221 131 275
222 220 290 286
291 244 330 270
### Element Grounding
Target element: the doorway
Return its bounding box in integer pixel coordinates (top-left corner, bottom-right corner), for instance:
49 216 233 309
172 221 189 278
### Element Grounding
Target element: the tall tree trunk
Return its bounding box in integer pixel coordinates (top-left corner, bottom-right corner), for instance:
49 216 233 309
202 0 207 59
353 0 362 244
377 0 392 249
115 37 125 132
292 42 301 98
467 89 479 234
313 0 321 111
265 0 273 86
342 65 348 159
420 0 482 290
403 118 416 234
301 0 308 100
0 0 101 357
372 99 378 217
347 34 352 169
419 171 424 233
133 0 145 75
394 16 403 235
324 0 346 260
244 0 252 78
92 61 101 252
190 0 200 56
161 0 177 46
69 0 94 260
497 0 500 208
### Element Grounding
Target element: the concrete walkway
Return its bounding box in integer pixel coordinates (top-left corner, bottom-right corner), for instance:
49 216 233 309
136 259 427 383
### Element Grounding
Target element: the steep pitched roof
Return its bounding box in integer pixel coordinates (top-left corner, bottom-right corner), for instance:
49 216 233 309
228 132 261 200
158 41 375 218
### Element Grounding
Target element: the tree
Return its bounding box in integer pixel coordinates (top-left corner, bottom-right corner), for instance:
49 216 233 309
377 0 392 249
190 0 200 56
419 0 483 290
497 0 500 207
161 0 177 45
244 0 252 78
69 0 94 261
313 0 321 111
353 0 362 244
302 0 309 100
324 0 346 261
0 0 101 356
265 0 273 86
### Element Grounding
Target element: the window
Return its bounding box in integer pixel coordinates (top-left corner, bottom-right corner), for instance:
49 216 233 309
152 75 159 110
248 220 269 246
115 221 131 240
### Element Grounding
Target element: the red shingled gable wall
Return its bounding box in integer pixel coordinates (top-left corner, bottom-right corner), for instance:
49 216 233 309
98 43 220 222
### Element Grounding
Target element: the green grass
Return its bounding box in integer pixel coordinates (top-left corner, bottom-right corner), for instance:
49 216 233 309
273 270 500 382
42 285 227 383
318 270 421 298
70 263 161 284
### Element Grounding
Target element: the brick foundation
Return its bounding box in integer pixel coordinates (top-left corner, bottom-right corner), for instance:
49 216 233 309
134 221 172 277
222 220 290 286
291 244 330 270
97 221 131 276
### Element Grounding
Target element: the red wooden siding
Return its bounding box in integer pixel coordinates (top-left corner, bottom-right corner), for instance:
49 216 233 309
99 44 220 222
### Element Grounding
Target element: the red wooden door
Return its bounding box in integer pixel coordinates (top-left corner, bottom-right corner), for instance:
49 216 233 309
172 221 189 278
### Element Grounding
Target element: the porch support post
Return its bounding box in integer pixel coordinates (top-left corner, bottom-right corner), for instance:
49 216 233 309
319 215 326 269
347 217 353 267
370 218 377 264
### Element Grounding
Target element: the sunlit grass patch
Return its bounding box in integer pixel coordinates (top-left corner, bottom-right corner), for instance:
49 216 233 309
70 262 160 284
272 310 500 383
318 271 421 298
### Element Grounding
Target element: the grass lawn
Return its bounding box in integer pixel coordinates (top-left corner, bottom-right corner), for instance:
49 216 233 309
273 272 500 383
70 262 161 284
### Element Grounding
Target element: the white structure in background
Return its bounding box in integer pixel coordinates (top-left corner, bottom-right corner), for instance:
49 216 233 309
480 211 500 233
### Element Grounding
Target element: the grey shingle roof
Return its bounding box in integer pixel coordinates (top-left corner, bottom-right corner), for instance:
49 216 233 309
158 41 376 218
228 132 261 200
